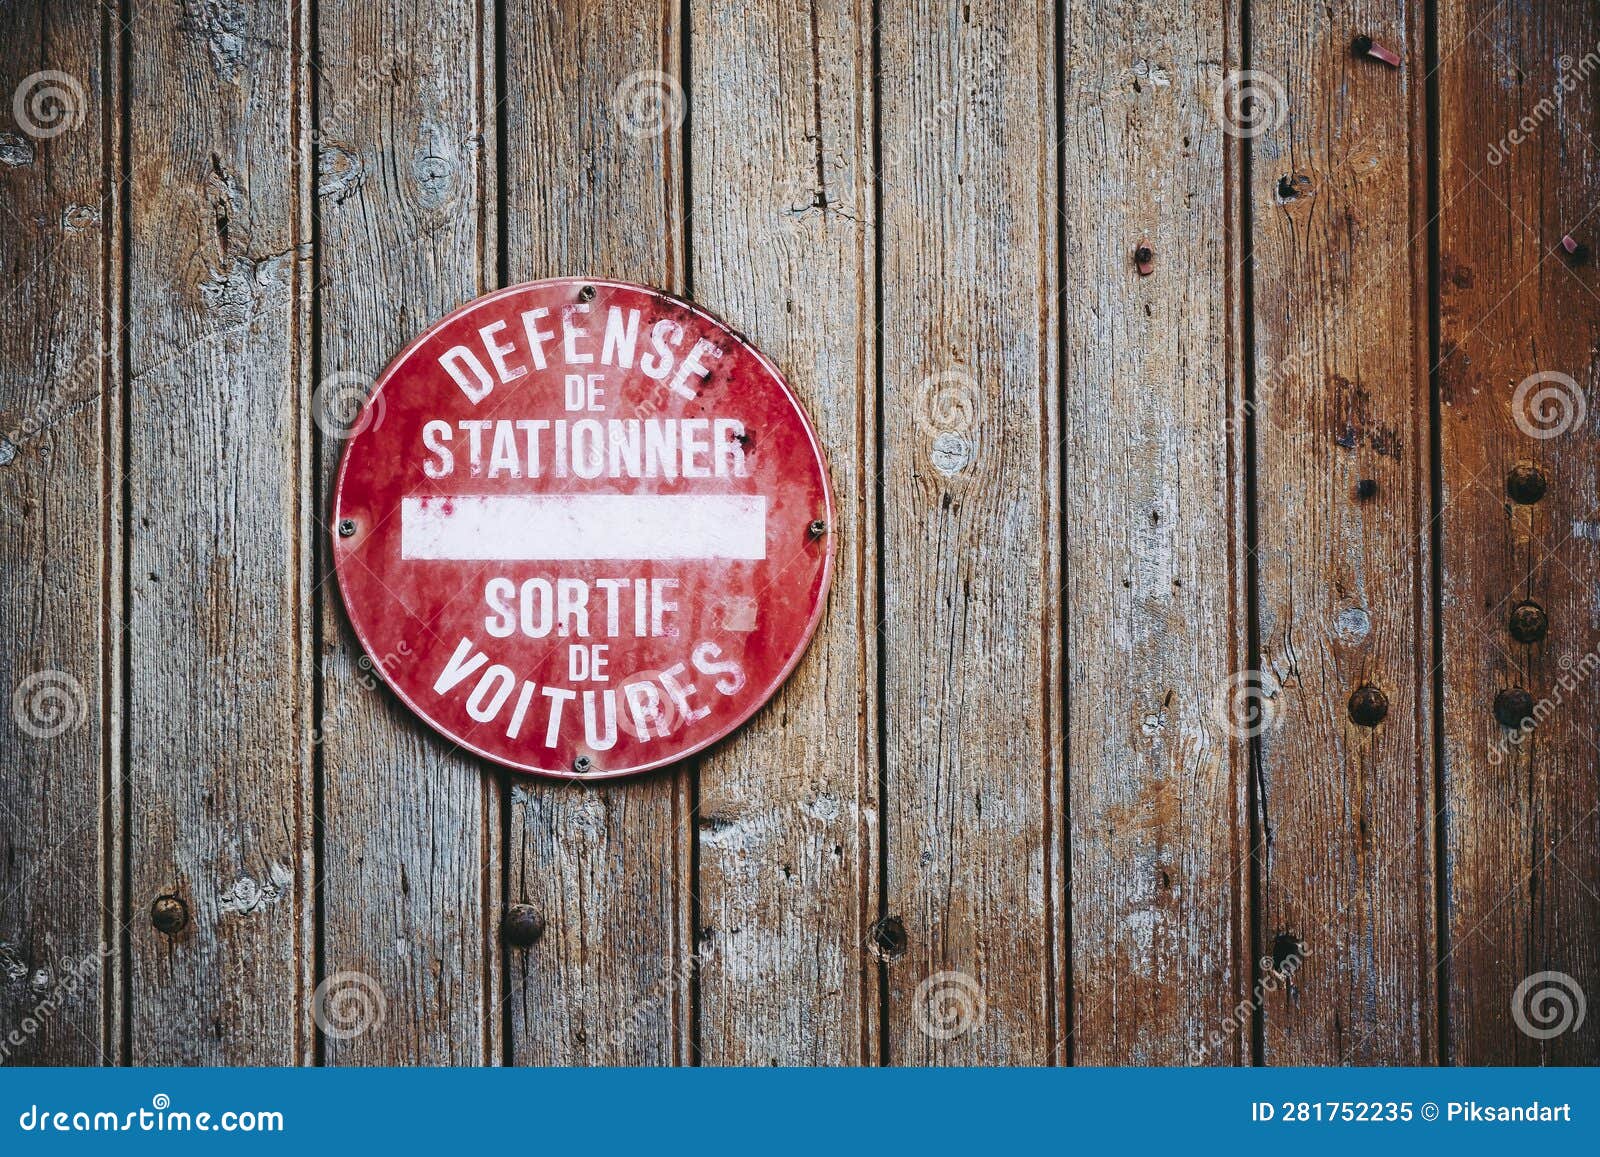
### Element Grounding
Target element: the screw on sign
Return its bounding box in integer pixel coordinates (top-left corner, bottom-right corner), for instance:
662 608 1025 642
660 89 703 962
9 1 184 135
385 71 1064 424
332 279 834 779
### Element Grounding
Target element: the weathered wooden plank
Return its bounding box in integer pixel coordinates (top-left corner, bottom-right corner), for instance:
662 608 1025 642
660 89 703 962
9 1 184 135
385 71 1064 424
1062 1 1250 1065
500 0 691 1065
687 0 878 1065
1249 3 1435 1064
878 0 1060 1064
0 0 121 1065
314 0 499 1064
125 0 313 1063
1438 0 1600 1064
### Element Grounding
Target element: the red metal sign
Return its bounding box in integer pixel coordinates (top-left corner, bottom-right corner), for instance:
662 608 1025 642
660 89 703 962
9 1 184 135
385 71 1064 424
331 279 834 779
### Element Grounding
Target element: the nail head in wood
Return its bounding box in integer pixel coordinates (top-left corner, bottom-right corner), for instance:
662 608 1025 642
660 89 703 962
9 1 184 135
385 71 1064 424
502 904 546 948
1508 601 1549 644
1494 687 1536 729
151 894 189 935
1348 684 1388 727
1352 34 1401 67
1505 462 1548 505
869 914 908 961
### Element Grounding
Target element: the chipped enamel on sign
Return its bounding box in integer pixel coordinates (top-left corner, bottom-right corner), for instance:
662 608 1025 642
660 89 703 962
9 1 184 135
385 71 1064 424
332 279 834 779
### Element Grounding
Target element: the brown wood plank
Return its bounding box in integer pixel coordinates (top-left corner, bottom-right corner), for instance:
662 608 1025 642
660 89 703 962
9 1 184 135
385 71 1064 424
687 0 878 1065
500 0 691 1065
124 0 314 1064
1438 0 1600 1065
1249 2 1435 1063
314 0 499 1064
878 0 1060 1065
0 0 121 1065
1062 1 1251 1065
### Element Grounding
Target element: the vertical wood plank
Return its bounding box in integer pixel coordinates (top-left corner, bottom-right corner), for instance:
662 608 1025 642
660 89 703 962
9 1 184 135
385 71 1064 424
1249 2 1436 1063
1061 0 1250 1065
878 0 1060 1065
1438 0 1600 1064
688 0 878 1065
314 0 499 1064
501 0 691 1065
0 0 121 1065
125 0 314 1063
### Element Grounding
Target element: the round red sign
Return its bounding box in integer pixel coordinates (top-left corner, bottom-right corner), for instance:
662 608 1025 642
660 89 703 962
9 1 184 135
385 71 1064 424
331 279 834 779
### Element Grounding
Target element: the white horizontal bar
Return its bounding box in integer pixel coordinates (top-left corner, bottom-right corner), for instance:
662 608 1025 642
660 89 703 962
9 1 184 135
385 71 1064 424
401 494 768 561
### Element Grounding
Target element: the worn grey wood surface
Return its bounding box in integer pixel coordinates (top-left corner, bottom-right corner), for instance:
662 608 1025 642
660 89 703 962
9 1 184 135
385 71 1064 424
500 0 693 1066
1249 0 1436 1064
878 0 1061 1065
1 0 1597 1067
314 0 500 1065
1061 0 1248 1065
689 0 878 1065
123 0 314 1063
0 0 120 1066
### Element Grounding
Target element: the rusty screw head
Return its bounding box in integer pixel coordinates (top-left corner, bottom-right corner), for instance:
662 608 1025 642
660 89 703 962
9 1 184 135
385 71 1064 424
1508 601 1549 644
1348 685 1388 727
502 904 546 948
1494 687 1536 729
151 894 189 935
338 518 357 537
808 518 828 538
572 754 593 773
1506 462 1548 505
